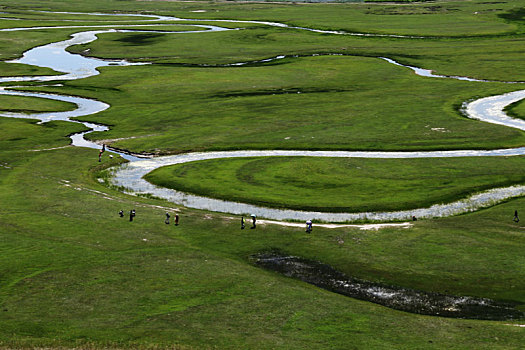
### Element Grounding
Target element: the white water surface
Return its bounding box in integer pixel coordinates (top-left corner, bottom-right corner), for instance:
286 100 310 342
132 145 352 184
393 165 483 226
110 148 525 222
1 11 525 221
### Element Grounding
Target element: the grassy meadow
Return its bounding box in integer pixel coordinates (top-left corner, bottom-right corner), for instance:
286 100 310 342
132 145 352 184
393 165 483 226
0 0 525 348
0 94 74 113
39 56 525 154
144 156 525 213
1 145 524 349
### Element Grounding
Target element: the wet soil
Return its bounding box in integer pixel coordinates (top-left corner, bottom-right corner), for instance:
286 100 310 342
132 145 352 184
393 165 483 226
253 252 524 320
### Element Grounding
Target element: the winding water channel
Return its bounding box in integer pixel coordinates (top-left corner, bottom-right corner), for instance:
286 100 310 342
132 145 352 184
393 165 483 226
1 11 525 222
2 10 525 321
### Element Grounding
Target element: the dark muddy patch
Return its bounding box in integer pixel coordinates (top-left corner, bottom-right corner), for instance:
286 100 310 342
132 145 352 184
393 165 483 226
213 87 348 98
253 253 523 320
115 33 165 46
365 6 458 16
154 53 418 70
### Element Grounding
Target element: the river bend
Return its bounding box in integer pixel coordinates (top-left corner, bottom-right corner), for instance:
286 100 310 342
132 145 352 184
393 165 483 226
1 11 525 222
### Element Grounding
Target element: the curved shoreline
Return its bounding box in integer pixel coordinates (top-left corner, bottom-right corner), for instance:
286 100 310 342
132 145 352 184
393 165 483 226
0 23 231 160
109 149 525 222
1 11 525 222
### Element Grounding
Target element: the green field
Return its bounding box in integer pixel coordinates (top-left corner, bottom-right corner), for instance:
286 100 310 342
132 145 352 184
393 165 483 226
145 156 525 212
0 94 74 113
43 56 525 154
1 1 525 349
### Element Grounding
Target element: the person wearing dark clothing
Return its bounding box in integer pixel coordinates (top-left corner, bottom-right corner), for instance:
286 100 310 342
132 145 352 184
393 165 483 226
98 144 105 162
130 209 136 222
306 220 312 233
514 210 519 223
165 212 170 224
241 216 245 230
119 210 124 217
174 214 179 226
251 214 256 229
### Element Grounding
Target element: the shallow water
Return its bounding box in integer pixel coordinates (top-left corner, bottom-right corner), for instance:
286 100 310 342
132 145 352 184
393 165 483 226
254 253 524 320
109 149 525 222
380 57 492 82
2 11 523 322
0 22 232 160
1 11 525 221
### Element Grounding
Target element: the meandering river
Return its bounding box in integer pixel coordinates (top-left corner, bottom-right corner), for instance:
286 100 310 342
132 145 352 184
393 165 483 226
1 11 525 222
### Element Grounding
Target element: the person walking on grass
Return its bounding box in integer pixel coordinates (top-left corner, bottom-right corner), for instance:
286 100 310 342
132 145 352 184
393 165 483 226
250 214 256 229
130 209 136 222
98 144 105 162
165 212 170 224
241 216 245 230
514 210 519 223
306 220 312 233
174 214 179 226
119 210 124 218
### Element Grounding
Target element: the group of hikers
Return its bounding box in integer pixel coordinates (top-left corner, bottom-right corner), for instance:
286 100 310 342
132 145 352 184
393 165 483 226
240 215 257 229
119 209 136 222
165 212 180 225
119 209 180 225
118 206 520 232
120 209 317 233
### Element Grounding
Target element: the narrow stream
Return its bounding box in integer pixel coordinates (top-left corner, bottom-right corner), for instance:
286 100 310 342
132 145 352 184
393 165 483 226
2 10 524 321
0 22 232 160
1 11 525 221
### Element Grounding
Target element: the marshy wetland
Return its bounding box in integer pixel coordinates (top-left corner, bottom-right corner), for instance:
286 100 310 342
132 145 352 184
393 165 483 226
253 252 523 320
0 1 524 348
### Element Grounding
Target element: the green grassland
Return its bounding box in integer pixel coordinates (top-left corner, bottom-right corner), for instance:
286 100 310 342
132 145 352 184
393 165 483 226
508 99 525 121
68 26 525 80
1 140 525 348
0 94 74 113
0 0 525 348
0 118 86 151
0 62 57 77
0 142 524 349
173 1 519 36
2 0 522 36
144 156 525 212
59 55 525 154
